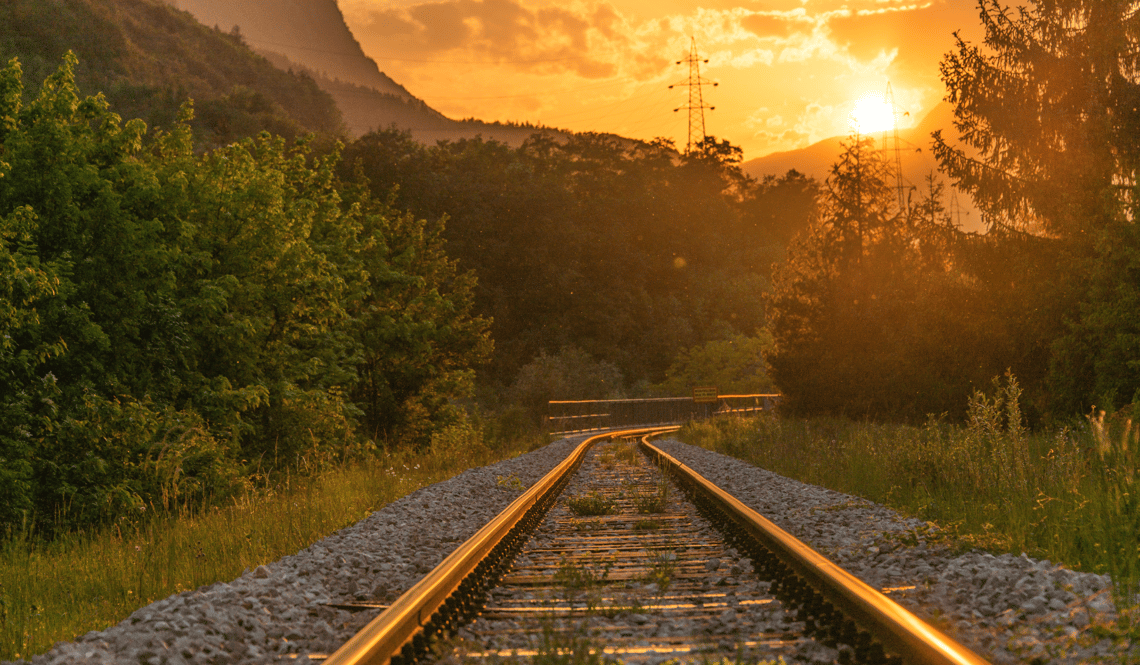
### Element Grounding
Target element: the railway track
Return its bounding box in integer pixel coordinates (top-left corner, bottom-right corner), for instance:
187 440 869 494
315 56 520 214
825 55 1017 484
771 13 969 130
325 428 990 665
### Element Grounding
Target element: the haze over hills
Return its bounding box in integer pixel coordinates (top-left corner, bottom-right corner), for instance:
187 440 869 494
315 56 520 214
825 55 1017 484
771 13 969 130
743 102 984 231
165 0 570 145
168 0 410 99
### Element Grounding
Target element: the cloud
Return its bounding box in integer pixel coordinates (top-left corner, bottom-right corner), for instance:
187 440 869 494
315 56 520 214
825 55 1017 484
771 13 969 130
339 0 980 157
826 0 981 74
739 9 813 39
349 0 631 78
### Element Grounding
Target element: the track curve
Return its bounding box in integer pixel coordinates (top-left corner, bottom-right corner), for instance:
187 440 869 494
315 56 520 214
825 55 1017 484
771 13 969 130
325 429 990 665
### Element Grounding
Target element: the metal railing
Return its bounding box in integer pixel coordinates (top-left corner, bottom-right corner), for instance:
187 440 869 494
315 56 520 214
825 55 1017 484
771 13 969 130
545 393 780 435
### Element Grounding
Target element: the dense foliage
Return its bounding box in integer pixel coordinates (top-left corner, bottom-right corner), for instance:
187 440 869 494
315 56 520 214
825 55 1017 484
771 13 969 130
0 55 488 532
765 135 1066 420
934 0 1140 416
340 129 816 392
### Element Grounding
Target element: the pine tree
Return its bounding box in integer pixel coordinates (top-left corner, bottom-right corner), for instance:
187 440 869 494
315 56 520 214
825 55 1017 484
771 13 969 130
935 0 1140 413
934 0 1140 240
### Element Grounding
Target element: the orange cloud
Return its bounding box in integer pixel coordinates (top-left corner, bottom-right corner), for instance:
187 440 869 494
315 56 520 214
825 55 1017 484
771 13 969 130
826 0 980 74
339 0 984 157
350 0 626 78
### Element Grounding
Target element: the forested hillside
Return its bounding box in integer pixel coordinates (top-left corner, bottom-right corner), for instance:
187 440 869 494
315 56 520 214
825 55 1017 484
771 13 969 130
0 0 344 146
340 131 817 394
165 0 577 143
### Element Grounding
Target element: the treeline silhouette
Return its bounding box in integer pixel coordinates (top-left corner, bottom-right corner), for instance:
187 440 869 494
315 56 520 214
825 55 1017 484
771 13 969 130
767 0 1140 424
341 130 817 391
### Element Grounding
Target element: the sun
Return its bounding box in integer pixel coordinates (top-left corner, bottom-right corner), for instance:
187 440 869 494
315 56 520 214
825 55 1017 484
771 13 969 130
850 93 897 134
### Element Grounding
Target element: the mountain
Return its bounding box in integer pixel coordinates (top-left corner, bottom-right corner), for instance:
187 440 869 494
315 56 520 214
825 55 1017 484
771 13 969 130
167 0 411 100
0 0 344 145
743 102 984 231
164 0 569 145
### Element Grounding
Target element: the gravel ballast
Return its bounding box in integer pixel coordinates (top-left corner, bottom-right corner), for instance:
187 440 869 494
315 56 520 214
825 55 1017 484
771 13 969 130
652 439 1135 664
12 435 1137 664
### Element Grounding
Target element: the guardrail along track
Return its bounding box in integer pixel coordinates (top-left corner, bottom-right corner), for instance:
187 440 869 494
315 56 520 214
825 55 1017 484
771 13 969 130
327 430 990 665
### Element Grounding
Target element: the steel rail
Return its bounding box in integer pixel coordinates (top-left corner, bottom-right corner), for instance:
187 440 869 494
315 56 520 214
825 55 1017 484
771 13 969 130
323 426 678 665
639 436 991 665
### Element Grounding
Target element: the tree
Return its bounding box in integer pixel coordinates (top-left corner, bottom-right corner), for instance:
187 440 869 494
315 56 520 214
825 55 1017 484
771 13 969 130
341 129 777 389
742 170 820 250
346 187 493 447
934 0 1140 240
766 135 970 418
0 54 495 530
935 0 1140 414
658 332 776 397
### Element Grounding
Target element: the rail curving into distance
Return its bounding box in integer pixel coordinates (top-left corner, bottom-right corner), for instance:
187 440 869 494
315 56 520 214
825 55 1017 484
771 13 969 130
325 428 991 665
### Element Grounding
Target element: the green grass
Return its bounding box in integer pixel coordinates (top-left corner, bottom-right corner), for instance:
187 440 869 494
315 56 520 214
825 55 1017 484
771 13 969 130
644 552 676 592
679 375 1139 633
631 481 669 514
566 492 618 517
614 442 641 466
0 432 542 661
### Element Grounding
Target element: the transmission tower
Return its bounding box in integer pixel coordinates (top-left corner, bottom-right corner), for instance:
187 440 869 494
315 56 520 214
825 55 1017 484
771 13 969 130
669 37 717 154
883 82 907 214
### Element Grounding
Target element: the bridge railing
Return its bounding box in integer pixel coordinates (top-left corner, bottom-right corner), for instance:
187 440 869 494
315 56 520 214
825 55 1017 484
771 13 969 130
545 394 780 436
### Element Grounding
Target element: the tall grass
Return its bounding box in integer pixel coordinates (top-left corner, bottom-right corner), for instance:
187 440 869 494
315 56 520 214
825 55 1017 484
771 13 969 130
681 374 1139 624
0 420 544 661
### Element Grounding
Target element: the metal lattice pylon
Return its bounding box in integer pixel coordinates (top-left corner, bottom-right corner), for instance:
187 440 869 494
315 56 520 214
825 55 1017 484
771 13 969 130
669 37 717 154
884 82 907 215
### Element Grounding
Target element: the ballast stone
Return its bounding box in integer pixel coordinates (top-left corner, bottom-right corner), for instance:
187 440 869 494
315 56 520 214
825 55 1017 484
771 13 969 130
652 438 1138 664
10 434 1139 664
10 437 582 665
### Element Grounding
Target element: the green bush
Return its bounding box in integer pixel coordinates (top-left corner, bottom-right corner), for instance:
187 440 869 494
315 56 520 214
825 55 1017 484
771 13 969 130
0 54 489 533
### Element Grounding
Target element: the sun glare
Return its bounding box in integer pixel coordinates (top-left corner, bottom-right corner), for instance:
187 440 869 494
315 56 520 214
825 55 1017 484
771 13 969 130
850 94 896 134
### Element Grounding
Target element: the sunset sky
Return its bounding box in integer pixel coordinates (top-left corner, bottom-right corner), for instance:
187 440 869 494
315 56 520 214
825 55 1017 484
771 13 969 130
337 0 984 160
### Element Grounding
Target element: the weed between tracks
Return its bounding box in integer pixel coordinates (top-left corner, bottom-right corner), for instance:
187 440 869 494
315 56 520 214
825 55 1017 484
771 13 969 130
632 519 662 532
630 481 670 514
567 492 618 517
644 552 676 592
614 442 641 466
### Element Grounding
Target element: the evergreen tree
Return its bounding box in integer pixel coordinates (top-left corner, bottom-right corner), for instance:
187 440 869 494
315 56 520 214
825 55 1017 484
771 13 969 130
766 135 967 418
936 0 1140 413
934 0 1140 240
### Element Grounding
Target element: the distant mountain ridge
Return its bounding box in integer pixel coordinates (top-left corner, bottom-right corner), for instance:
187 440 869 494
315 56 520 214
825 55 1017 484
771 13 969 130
744 103 984 230
167 0 412 100
0 0 344 146
160 0 570 146
165 0 572 145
